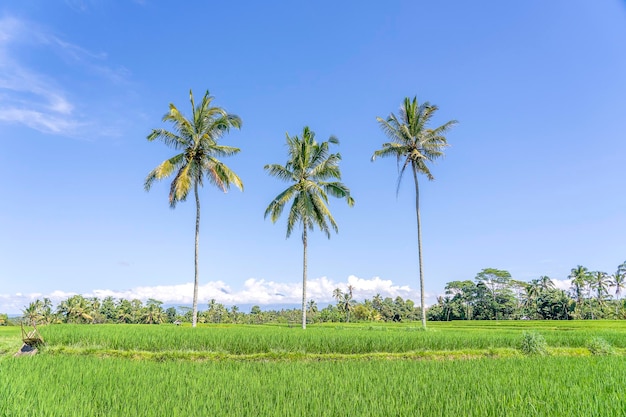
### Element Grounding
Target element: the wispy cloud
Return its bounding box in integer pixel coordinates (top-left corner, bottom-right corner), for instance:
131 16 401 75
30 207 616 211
0 15 131 137
0 275 425 314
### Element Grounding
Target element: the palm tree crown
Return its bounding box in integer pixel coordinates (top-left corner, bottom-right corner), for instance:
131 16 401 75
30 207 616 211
372 97 457 189
145 90 243 202
265 126 354 329
265 126 354 236
145 89 242 327
372 96 457 328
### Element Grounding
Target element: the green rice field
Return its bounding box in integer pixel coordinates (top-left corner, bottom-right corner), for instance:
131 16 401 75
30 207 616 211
1 321 625 416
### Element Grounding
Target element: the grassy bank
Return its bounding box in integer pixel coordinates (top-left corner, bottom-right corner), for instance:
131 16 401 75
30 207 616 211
2 354 625 416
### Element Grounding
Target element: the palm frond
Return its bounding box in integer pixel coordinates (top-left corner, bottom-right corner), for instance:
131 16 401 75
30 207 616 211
322 182 354 206
147 129 189 150
144 153 185 191
169 164 192 207
145 89 243 207
374 96 456 189
264 164 294 182
265 126 353 240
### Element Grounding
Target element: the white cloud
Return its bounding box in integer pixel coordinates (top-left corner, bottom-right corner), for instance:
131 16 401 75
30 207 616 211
552 278 571 292
0 15 130 136
0 275 427 314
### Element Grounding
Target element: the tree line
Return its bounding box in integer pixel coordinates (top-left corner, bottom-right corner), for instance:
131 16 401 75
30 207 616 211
7 260 624 326
428 263 626 321
14 291 421 326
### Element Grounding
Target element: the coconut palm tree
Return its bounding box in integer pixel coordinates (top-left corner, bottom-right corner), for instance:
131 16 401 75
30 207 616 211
569 265 589 314
372 97 457 329
609 267 625 316
145 90 243 327
264 126 354 329
538 276 555 292
333 287 344 304
338 291 356 322
524 280 541 319
590 271 611 316
22 300 44 325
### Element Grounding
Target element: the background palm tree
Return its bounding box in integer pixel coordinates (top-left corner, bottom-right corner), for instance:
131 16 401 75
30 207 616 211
333 287 344 304
569 265 589 315
609 266 625 316
590 271 610 315
339 291 356 322
264 126 354 329
145 90 243 327
372 97 457 329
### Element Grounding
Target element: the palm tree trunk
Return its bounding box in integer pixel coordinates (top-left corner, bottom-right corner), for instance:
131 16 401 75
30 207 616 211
302 228 308 329
192 182 200 328
412 164 426 329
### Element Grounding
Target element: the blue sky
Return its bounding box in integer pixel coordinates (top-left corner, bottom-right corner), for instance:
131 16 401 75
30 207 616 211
1 1 625 314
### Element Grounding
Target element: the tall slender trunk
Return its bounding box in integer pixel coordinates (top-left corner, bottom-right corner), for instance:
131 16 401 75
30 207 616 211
192 182 200 328
302 228 308 329
412 164 426 329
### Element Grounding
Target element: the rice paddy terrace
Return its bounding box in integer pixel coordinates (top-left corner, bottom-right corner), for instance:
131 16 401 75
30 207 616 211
1 321 625 416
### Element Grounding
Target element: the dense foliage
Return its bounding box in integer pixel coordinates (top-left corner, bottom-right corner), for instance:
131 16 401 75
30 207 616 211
428 264 626 321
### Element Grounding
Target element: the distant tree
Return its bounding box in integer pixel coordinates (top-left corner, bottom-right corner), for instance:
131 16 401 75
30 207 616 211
590 271 611 316
610 265 626 316
22 300 44 325
445 280 475 320
230 305 240 323
57 295 94 324
523 280 542 319
475 268 514 320
372 293 383 313
145 90 243 327
143 299 165 324
264 127 354 329
306 300 318 322
338 291 356 322
100 296 118 322
538 276 555 292
372 97 457 329
165 306 178 323
206 299 227 323
333 288 344 304
569 265 590 317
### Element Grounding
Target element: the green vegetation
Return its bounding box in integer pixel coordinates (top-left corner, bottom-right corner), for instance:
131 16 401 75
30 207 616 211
429 262 626 322
1 322 626 416
0 326 21 356
17 261 626 328
587 337 615 356
145 90 243 327
373 97 458 328
264 127 354 329
2 355 626 416
519 331 548 356
14 321 626 357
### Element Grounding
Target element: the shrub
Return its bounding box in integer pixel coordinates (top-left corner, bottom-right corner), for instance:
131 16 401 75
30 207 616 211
587 337 615 356
519 331 548 356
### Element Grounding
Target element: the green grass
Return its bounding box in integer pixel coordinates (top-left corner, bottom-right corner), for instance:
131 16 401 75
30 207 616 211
2 321 626 416
33 320 626 357
0 326 22 356
1 355 625 416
